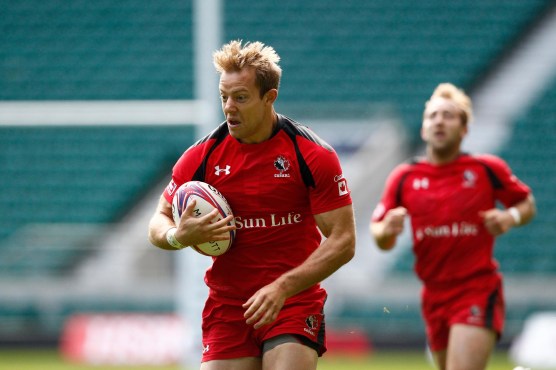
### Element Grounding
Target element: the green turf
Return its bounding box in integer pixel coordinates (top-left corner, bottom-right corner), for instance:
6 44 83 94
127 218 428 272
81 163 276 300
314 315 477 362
319 350 515 370
0 349 516 370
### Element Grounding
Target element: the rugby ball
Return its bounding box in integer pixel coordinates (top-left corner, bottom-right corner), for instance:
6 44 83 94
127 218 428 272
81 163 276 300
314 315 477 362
171 181 235 256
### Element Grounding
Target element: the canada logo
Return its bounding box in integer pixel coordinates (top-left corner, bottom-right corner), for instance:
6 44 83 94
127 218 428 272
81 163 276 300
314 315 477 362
274 155 291 178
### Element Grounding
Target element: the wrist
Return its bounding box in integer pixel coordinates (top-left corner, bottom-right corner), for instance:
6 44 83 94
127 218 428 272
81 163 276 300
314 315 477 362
508 207 521 226
166 227 187 250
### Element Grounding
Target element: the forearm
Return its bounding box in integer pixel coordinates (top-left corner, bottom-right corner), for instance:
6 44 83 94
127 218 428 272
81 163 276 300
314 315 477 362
148 216 178 251
370 221 397 250
274 233 355 299
148 196 180 251
510 194 536 226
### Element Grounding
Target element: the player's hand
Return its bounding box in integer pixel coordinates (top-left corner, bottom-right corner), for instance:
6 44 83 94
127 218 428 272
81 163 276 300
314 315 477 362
382 207 408 238
243 283 287 330
479 208 514 236
175 199 236 246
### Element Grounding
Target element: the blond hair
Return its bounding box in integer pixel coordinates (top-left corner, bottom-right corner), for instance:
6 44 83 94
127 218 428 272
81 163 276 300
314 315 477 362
425 83 473 125
213 40 282 97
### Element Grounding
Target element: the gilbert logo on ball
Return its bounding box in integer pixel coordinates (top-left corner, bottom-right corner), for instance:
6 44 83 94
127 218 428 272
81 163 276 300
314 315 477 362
172 181 235 256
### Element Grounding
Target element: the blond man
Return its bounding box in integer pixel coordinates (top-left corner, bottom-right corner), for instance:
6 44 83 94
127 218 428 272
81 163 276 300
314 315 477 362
370 83 535 370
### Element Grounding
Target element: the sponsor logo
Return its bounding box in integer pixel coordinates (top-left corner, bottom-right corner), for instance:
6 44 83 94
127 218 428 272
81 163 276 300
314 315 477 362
462 169 477 188
274 155 291 178
234 212 302 230
214 165 231 176
415 222 479 241
202 344 210 353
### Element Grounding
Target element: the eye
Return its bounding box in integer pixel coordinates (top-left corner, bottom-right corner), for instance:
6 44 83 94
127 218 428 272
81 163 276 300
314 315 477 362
235 94 247 102
220 95 228 103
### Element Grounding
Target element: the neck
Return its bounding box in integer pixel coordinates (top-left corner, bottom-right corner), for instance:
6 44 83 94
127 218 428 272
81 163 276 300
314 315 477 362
426 147 461 165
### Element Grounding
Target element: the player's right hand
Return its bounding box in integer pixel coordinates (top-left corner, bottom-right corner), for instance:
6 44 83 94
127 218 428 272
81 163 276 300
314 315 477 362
382 206 408 237
175 199 236 246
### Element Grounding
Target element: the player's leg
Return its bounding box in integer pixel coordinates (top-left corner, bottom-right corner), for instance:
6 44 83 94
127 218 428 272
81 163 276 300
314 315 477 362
200 357 261 370
445 324 496 370
261 335 318 370
201 296 262 369
431 349 447 370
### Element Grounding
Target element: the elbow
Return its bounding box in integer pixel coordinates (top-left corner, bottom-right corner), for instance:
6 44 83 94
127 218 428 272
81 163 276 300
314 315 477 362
147 229 157 247
341 234 356 265
147 219 157 246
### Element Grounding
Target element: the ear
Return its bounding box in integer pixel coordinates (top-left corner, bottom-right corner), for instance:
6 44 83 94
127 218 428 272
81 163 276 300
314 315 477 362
420 124 427 141
460 121 469 139
264 89 278 105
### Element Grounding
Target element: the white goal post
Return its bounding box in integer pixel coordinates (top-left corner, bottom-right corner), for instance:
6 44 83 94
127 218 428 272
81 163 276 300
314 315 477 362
0 100 207 126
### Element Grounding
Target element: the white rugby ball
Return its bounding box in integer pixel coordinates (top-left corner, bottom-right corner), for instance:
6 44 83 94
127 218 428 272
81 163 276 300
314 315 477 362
171 181 235 256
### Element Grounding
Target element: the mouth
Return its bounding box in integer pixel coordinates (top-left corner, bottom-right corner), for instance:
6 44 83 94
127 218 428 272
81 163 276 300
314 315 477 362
227 119 241 127
433 130 445 139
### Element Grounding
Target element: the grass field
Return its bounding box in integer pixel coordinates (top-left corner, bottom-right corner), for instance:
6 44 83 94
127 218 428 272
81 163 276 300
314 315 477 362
0 348 517 370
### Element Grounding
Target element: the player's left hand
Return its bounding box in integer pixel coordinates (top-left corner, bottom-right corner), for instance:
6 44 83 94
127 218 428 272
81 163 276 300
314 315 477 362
243 283 287 330
479 208 515 236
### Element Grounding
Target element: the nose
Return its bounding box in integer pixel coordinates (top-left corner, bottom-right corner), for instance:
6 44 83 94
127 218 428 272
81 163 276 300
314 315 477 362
223 98 237 113
431 113 444 126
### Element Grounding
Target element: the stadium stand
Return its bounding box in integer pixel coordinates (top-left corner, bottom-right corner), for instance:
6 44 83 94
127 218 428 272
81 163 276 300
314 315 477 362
225 0 551 143
0 125 196 276
0 0 554 347
0 0 194 100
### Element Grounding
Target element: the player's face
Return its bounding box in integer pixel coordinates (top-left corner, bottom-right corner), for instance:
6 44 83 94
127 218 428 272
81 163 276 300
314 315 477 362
219 68 277 144
421 97 468 159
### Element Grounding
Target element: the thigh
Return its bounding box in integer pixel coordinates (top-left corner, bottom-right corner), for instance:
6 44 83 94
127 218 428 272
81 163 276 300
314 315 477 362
446 324 496 370
423 273 505 352
431 349 447 370
257 289 328 356
262 341 317 370
202 296 260 362
201 357 261 370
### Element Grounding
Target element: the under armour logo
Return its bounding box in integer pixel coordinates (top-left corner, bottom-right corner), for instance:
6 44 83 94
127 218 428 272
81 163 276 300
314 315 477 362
203 344 210 353
214 165 231 176
412 177 429 190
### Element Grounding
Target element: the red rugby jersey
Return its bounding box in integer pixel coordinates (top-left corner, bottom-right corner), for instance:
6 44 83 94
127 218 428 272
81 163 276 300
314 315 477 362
372 154 531 285
164 114 352 301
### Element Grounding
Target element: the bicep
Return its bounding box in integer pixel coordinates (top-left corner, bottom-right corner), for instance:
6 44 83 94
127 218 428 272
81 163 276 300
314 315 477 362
314 204 355 239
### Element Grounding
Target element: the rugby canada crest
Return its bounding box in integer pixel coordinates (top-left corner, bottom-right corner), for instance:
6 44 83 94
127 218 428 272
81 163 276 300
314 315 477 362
274 155 291 178
305 315 319 330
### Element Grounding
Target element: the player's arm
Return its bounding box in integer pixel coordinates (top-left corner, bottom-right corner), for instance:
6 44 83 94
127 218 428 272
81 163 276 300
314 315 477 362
147 195 233 250
480 194 536 236
370 206 408 250
243 204 356 329
148 195 182 250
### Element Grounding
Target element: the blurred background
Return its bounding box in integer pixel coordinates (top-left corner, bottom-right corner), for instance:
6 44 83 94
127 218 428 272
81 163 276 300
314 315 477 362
1 0 556 367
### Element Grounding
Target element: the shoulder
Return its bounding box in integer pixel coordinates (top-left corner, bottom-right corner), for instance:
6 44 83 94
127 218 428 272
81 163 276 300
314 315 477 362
191 121 230 148
469 153 508 167
463 153 515 189
464 153 512 174
389 157 423 178
277 114 334 152
182 121 230 159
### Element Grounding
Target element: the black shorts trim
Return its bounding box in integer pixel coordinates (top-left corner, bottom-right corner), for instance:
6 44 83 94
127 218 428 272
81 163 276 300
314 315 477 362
262 334 320 355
